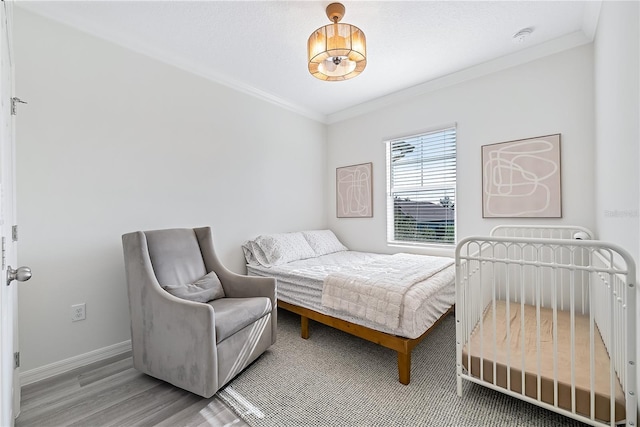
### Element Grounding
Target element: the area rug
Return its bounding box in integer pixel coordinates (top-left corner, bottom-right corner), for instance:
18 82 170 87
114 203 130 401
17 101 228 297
218 309 588 426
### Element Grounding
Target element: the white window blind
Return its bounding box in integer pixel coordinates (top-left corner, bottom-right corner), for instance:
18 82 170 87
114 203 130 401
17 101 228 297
386 126 456 245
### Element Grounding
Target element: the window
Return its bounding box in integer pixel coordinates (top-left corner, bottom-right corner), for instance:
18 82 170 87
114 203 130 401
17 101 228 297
386 126 456 245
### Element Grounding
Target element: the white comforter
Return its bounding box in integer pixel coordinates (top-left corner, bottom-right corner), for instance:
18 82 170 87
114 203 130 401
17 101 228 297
321 253 454 329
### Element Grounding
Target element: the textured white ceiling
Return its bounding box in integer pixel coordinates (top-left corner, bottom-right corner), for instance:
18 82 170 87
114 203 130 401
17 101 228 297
17 1 596 122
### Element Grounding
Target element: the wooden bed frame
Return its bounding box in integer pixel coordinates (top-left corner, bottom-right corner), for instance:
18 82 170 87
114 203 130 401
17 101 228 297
278 299 454 385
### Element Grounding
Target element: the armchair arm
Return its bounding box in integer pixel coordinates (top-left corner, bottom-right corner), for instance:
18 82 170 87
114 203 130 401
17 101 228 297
194 227 277 344
216 271 277 346
122 231 219 398
219 272 277 301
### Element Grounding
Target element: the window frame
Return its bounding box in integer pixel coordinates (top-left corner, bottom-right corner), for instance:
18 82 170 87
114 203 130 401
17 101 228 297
385 125 457 247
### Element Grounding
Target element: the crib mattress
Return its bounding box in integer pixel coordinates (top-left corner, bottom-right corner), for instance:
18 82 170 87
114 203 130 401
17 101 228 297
462 300 625 423
247 251 455 339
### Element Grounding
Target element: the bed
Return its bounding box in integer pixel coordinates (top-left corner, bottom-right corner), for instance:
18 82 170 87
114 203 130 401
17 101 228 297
455 225 637 426
242 230 456 384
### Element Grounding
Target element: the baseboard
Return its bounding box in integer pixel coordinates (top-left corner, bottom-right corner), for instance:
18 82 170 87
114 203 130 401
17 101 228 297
20 340 132 386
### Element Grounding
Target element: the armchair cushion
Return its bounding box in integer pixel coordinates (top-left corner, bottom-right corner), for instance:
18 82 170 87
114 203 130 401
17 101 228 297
209 297 272 343
162 271 225 303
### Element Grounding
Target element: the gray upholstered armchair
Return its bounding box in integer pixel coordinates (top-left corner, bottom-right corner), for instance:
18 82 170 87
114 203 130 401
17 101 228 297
121 227 276 398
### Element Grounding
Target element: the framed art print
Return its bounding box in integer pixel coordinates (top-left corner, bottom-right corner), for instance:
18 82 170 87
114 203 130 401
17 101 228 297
482 134 561 218
336 162 373 218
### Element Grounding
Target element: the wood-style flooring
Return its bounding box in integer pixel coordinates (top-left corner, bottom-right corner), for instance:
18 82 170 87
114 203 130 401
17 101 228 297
15 352 249 427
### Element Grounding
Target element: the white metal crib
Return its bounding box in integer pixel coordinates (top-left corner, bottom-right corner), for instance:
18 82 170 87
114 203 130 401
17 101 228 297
455 225 637 426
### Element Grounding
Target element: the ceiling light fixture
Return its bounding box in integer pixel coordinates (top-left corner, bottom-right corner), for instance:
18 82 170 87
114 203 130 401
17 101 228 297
307 2 367 81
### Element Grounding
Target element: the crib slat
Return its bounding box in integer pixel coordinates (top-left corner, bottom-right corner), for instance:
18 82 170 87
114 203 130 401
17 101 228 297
570 261 576 415
479 249 484 384
492 258 497 386
552 265 559 409
535 259 541 402
506 261 511 392
609 271 615 426
520 262 526 398
589 267 595 422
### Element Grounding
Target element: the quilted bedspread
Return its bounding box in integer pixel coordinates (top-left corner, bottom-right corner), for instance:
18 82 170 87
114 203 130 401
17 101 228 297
321 253 454 329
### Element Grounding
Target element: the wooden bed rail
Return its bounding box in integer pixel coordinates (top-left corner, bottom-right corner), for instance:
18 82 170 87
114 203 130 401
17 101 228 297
277 300 454 385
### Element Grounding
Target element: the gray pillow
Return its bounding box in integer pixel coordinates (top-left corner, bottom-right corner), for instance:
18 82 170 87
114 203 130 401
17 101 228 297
162 271 225 303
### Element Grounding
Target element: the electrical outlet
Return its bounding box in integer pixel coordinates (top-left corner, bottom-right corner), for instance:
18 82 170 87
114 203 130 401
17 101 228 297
71 303 86 322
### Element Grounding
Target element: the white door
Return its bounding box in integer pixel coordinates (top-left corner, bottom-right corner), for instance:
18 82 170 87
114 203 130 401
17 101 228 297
0 2 29 425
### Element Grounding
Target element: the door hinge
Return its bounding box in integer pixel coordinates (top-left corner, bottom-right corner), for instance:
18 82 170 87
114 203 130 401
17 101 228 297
11 97 27 116
13 352 19 369
12 225 17 242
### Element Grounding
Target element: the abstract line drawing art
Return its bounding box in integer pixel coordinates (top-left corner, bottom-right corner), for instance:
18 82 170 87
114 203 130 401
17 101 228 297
336 162 373 218
482 134 561 218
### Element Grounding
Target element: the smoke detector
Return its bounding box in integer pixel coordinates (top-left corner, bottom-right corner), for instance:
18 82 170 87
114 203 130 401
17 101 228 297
513 28 534 44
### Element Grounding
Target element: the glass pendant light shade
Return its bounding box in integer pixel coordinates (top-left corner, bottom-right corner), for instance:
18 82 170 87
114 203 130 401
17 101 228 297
308 3 366 81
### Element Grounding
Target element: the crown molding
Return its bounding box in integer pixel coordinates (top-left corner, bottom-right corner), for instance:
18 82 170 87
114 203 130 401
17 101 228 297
326 30 593 124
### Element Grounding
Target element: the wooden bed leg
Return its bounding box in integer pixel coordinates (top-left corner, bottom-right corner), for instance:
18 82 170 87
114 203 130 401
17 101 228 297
300 315 309 339
398 351 411 385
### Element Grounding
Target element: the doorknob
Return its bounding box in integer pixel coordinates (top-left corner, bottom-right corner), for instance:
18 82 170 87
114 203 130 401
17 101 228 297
6 265 32 286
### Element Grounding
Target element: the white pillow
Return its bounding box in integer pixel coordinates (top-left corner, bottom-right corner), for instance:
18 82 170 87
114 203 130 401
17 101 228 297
242 241 260 265
243 240 271 266
302 230 348 256
252 232 316 266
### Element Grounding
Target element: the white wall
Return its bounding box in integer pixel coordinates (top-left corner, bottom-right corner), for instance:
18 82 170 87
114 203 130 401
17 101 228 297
14 9 327 371
594 0 639 266
327 45 595 255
